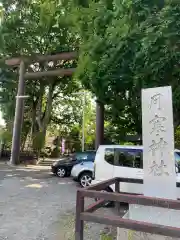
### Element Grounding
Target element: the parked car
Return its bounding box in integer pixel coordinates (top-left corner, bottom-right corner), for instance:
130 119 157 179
92 145 180 195
71 160 114 207
51 151 95 178
71 161 94 187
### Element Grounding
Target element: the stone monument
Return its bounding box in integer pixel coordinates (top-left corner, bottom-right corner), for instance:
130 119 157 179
117 86 180 240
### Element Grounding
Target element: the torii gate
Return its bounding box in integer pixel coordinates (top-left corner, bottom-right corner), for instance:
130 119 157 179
4 52 104 164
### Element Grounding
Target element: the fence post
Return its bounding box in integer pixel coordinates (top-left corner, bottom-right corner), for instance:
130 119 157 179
75 190 84 240
115 179 120 214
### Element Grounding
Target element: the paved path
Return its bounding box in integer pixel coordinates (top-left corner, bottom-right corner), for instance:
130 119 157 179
0 163 127 240
0 164 77 240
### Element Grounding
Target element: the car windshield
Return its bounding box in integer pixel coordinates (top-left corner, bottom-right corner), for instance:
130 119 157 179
68 153 87 161
68 151 95 161
69 154 76 161
76 153 88 161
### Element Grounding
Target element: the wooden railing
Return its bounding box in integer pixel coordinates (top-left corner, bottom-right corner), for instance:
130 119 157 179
75 177 180 240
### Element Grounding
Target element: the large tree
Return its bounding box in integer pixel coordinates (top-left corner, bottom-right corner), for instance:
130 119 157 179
0 0 79 157
67 0 180 135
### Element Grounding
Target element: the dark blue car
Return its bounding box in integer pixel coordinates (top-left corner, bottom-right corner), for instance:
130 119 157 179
51 151 96 177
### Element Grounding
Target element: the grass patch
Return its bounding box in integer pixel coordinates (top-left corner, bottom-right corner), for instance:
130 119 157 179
100 233 114 240
57 212 116 240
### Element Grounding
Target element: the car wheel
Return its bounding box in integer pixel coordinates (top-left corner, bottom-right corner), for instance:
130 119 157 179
95 187 114 208
79 172 92 188
56 167 66 178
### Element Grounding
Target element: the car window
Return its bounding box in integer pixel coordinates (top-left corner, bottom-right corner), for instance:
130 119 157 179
134 150 143 168
175 152 180 172
105 148 179 170
175 152 180 162
76 153 88 161
86 152 96 161
117 149 143 169
105 148 143 168
104 148 114 165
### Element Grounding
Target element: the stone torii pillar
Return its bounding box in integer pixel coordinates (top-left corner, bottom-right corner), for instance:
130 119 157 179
10 61 26 165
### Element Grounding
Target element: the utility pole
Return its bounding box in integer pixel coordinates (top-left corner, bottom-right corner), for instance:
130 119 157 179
10 61 26 165
82 92 85 152
71 91 86 152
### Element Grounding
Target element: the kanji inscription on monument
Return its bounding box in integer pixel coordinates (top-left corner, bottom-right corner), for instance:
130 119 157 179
149 114 166 135
149 93 163 110
117 86 180 240
142 86 176 199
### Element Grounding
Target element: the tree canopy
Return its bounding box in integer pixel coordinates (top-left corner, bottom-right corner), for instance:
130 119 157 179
0 0 82 156
1 0 180 156
69 0 180 135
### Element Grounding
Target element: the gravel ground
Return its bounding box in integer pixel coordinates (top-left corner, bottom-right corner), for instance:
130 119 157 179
0 163 127 240
55 206 127 240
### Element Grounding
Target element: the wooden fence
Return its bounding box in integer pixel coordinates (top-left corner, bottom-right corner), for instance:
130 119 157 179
75 177 180 240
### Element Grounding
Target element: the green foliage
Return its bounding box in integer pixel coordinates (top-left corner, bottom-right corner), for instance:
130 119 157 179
32 132 45 154
5 0 180 151
49 91 96 151
1 129 12 149
121 142 135 146
175 126 180 149
100 233 114 240
70 0 180 135
0 0 81 155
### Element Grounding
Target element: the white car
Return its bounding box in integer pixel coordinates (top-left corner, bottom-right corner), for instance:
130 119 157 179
71 161 94 187
92 145 180 196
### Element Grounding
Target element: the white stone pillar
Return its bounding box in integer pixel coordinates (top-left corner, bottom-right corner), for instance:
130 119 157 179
117 86 180 240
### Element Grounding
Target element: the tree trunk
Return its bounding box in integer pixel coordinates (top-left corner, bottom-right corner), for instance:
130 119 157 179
36 82 45 130
31 80 55 155
20 126 30 151
31 82 45 154
31 105 36 136
41 82 55 142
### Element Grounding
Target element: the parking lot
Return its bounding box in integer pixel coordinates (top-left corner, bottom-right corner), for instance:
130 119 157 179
0 163 124 240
